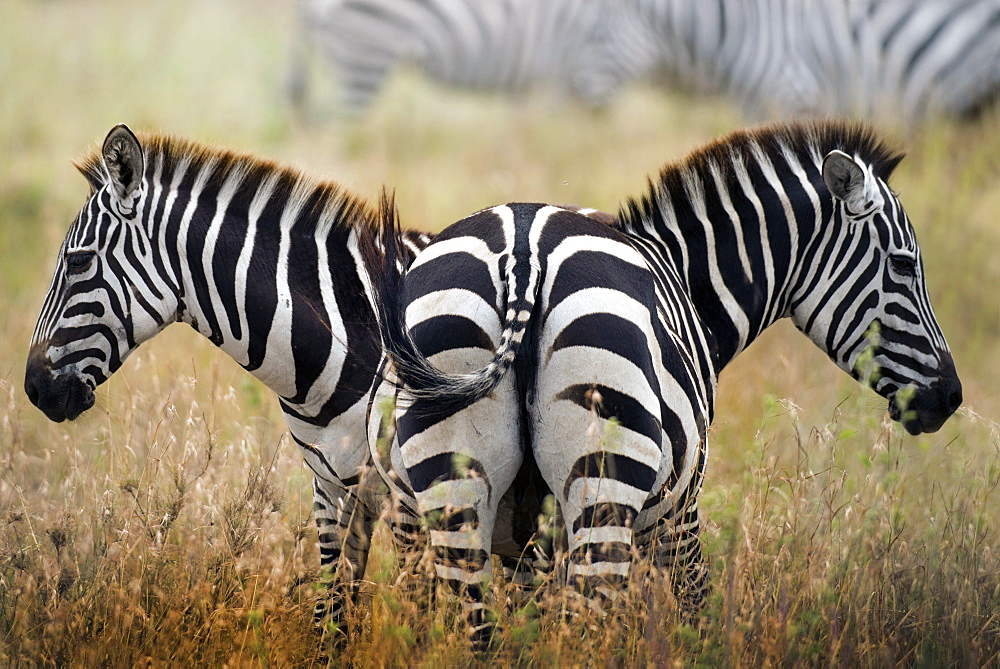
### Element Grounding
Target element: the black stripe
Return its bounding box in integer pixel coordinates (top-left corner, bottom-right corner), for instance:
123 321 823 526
63 301 104 319
544 249 654 318
243 173 295 371
569 541 632 563
563 452 657 500
555 383 662 447
406 452 491 496
403 252 497 312
287 189 335 405
435 546 490 567
572 502 636 534
183 170 224 344
410 315 494 358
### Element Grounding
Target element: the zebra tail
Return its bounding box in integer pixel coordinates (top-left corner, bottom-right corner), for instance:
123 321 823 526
366 195 538 416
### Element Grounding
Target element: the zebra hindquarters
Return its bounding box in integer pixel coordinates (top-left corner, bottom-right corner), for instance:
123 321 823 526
394 347 524 650
530 282 665 615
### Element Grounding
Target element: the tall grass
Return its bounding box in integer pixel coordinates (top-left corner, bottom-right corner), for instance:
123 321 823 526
1 0 998 664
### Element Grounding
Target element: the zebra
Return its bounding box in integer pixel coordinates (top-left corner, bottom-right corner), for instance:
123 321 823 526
22 124 615 636
22 124 438 634
289 0 621 117
579 0 1000 126
365 120 963 645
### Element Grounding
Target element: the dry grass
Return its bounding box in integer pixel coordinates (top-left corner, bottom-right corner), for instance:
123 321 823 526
2 0 999 665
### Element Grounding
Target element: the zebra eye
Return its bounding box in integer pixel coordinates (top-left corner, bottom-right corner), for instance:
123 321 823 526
889 254 916 277
65 251 96 273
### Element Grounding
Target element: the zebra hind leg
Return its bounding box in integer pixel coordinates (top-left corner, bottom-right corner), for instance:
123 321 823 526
417 469 508 653
533 411 654 623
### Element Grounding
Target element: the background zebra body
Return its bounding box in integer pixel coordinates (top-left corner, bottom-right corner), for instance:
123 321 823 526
584 0 1000 125
290 0 618 117
368 121 962 645
23 125 435 629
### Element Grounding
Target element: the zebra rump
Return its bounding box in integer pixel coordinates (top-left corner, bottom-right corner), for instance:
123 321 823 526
365 193 538 417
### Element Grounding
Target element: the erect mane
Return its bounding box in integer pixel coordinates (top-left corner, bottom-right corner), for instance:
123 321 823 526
73 132 375 230
618 120 905 231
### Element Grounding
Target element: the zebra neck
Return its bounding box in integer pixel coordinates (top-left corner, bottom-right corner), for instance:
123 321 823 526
161 183 379 419
622 157 828 372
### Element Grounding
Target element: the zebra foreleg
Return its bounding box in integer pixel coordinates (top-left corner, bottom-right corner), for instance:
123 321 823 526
639 447 710 621
310 474 377 636
644 506 710 620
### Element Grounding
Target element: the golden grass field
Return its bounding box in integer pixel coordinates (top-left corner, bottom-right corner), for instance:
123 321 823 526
1 0 999 665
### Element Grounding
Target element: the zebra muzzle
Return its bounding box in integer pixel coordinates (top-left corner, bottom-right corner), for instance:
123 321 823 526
24 360 96 423
888 374 962 436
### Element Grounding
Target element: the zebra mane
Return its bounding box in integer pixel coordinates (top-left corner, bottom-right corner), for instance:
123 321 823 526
73 132 375 230
618 120 905 232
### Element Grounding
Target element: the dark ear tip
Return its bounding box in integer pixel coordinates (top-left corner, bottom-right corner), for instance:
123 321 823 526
103 123 140 153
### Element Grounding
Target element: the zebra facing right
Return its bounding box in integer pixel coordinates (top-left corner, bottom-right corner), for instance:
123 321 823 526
368 121 962 642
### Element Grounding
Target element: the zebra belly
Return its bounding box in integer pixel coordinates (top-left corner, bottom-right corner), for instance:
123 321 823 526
284 397 373 481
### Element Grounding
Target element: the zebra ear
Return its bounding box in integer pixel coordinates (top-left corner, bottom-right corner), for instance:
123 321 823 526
822 150 868 209
101 124 144 202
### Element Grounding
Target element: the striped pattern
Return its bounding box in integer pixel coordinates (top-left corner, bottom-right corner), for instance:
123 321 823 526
23 125 433 630
24 127 616 635
290 0 621 117
367 121 962 645
585 0 1000 125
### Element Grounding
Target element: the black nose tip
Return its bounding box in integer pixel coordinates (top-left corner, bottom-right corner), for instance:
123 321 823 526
25 376 39 406
947 388 962 413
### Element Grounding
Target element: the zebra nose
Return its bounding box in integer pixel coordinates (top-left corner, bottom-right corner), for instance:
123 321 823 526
24 355 49 409
946 384 962 414
25 374 40 407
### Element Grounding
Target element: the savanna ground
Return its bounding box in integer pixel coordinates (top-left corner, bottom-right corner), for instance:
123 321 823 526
1 1 999 665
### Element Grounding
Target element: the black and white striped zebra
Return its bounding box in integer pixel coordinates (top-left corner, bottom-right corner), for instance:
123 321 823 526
23 125 615 635
22 124 439 632
289 0 620 117
366 121 962 644
581 0 1000 125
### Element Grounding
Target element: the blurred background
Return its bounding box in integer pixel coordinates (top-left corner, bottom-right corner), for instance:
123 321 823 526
1 0 999 664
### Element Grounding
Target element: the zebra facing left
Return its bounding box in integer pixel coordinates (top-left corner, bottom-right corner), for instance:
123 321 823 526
22 124 439 631
366 121 963 646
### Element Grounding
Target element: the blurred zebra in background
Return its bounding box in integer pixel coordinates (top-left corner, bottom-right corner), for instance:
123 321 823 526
580 0 1000 126
366 121 963 646
288 0 621 117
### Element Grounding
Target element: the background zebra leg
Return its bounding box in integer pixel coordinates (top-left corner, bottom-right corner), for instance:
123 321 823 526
494 461 559 609
499 554 536 609
310 474 376 637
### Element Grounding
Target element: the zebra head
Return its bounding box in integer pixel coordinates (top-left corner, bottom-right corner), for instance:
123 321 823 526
25 124 176 422
792 149 961 435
